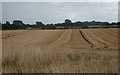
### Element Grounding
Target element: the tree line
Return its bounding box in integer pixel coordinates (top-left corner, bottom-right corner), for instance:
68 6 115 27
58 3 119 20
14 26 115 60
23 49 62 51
2 19 120 30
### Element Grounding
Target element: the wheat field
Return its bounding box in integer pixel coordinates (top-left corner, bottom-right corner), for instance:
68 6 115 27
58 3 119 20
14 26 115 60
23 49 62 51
2 28 118 73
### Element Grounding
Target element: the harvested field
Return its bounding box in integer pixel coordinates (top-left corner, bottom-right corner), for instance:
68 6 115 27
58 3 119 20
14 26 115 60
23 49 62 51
2 28 118 73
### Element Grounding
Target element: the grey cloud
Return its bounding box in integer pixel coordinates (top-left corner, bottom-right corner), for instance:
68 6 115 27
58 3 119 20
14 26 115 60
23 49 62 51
2 2 118 24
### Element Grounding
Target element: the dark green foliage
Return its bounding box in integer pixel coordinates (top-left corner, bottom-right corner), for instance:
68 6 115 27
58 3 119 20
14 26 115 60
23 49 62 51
36 21 45 28
0 22 2 30
117 22 120 25
2 19 119 30
2 20 27 30
81 25 88 29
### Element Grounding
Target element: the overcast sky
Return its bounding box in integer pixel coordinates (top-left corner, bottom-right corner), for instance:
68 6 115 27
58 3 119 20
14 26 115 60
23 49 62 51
2 2 118 24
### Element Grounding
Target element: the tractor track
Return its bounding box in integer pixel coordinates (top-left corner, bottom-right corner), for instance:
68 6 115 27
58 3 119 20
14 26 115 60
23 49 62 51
81 29 114 50
79 29 93 47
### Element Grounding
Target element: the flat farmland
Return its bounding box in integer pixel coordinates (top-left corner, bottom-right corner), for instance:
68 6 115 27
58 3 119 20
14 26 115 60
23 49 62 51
2 28 118 73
